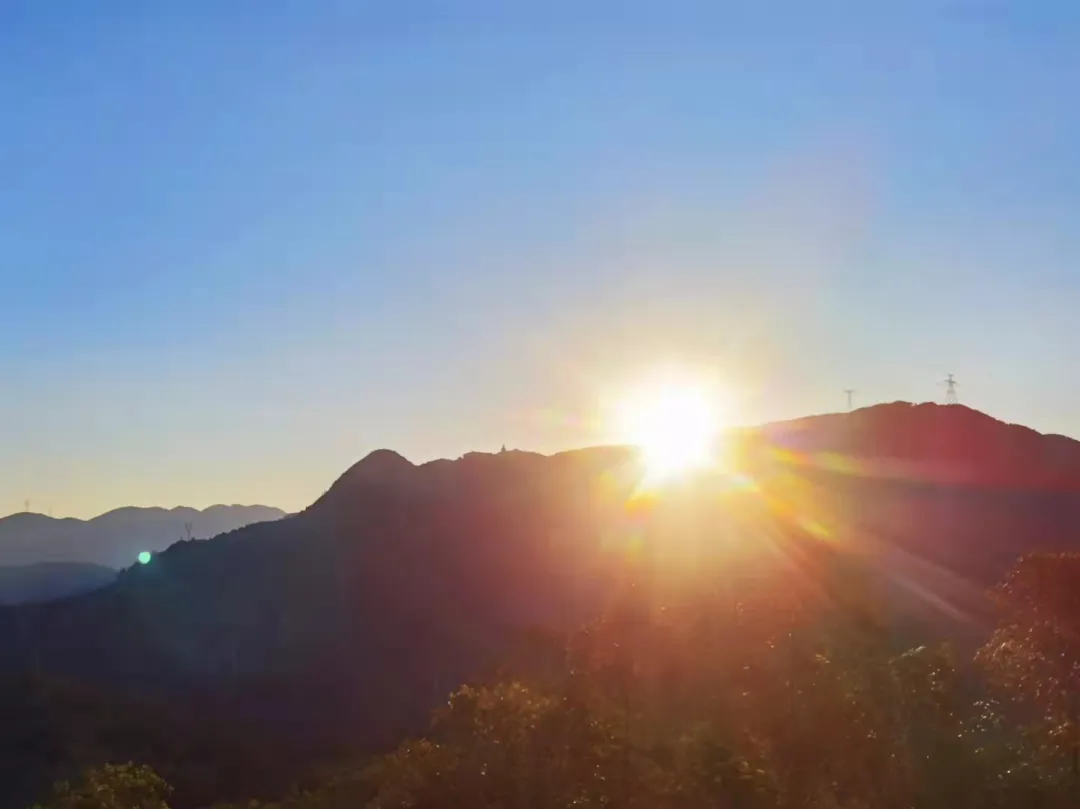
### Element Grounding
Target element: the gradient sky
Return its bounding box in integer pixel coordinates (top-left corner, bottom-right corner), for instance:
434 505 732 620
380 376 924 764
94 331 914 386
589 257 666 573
2 1 1080 518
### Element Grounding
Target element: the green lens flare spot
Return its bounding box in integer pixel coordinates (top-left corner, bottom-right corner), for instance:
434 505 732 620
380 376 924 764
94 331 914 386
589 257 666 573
137 551 152 565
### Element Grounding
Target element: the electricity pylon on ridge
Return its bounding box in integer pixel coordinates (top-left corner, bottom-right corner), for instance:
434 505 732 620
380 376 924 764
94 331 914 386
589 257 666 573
844 389 855 411
944 373 959 405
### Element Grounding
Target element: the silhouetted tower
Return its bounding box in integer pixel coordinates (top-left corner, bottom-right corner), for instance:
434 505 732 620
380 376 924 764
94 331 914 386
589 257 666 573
944 374 959 405
23 499 29 514
844 389 855 411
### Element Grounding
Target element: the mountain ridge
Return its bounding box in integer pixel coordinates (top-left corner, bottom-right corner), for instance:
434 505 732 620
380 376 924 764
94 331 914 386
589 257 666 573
0 401 1077 803
763 401 1080 490
1 503 287 522
0 504 287 568
0 562 116 604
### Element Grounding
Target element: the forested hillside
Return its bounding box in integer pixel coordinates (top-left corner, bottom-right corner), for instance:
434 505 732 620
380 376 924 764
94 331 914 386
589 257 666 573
29 549 1080 809
10 402 1080 808
0 562 115 604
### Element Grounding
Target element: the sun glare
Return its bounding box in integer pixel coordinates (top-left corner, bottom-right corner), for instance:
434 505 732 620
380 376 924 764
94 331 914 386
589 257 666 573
615 374 726 482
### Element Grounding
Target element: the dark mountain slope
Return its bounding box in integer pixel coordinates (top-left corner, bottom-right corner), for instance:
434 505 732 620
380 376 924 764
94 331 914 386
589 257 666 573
0 672 295 809
0 504 286 568
0 562 116 604
757 402 1080 584
2 403 1080 804
766 401 1080 489
0 446 644 751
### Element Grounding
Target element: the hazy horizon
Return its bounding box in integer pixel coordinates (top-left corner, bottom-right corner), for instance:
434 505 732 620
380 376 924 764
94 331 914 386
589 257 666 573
4 3 1080 518
0 396 1059 520
0 502 288 522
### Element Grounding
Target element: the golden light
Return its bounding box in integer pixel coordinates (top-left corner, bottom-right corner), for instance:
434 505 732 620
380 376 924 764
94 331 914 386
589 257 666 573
614 372 727 483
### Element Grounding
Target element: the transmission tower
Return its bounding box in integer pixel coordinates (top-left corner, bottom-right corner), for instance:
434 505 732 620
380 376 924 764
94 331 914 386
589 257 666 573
944 373 959 405
844 389 855 411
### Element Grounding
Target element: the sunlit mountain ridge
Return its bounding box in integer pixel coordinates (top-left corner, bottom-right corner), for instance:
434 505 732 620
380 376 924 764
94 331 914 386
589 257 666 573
2 401 1080 805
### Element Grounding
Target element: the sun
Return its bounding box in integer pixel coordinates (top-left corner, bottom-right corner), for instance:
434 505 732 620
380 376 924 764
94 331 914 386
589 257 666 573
614 374 727 482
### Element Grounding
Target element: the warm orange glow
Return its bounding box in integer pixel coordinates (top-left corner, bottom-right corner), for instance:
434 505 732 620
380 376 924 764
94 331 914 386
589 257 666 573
614 373 727 484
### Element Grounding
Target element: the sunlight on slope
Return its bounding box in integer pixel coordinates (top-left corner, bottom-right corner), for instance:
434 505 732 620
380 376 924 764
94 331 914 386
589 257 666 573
598 371 982 635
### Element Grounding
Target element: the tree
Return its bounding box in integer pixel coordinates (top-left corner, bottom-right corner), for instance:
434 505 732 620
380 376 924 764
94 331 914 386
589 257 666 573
34 764 171 809
364 680 628 809
978 552 1080 801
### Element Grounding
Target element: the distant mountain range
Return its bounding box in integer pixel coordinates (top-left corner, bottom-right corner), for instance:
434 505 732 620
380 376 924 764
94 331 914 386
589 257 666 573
0 562 117 604
0 505 286 569
2 402 1080 804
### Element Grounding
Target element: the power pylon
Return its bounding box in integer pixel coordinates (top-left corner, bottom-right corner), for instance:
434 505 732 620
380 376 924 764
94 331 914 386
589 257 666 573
944 374 959 405
844 389 855 411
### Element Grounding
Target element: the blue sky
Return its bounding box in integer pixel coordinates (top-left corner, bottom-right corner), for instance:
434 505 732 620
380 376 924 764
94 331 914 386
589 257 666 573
2 1 1079 517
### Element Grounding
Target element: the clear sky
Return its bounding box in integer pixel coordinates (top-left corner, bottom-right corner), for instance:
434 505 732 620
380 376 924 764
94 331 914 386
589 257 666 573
2 1 1079 517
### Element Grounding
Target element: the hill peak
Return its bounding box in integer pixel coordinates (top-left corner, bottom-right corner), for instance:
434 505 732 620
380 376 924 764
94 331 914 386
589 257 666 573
765 400 1080 490
358 448 414 469
0 512 58 527
318 449 416 501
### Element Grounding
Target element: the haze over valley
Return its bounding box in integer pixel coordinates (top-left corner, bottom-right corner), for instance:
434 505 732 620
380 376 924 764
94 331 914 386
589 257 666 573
0 506 286 604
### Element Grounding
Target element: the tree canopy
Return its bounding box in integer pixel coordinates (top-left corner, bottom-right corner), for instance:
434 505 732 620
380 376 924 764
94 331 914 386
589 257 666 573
23 551 1080 809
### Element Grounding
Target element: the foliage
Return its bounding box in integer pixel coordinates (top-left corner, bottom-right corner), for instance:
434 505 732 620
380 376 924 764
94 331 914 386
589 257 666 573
977 553 1080 800
22 550 1080 809
345 551 1080 809
33 763 171 809
0 673 294 809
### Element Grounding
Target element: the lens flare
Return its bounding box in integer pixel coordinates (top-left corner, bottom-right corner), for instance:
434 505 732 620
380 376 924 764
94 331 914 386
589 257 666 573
614 372 727 483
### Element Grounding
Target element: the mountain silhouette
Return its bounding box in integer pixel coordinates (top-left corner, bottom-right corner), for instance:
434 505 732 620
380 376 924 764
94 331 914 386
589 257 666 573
0 562 116 604
1 402 1080 800
0 505 286 569
765 401 1080 489
758 402 1080 585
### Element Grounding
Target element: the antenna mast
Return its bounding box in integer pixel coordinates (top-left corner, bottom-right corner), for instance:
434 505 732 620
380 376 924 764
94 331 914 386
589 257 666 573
844 389 855 411
944 373 959 405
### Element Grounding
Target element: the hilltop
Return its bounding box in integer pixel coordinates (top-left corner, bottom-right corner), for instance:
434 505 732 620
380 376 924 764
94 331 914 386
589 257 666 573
766 401 1080 489
2 402 1080 804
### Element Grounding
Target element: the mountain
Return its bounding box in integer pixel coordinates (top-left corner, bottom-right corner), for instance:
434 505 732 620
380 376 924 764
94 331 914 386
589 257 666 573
764 401 1080 490
0 505 287 569
2 402 1080 804
0 562 116 604
758 402 1080 584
